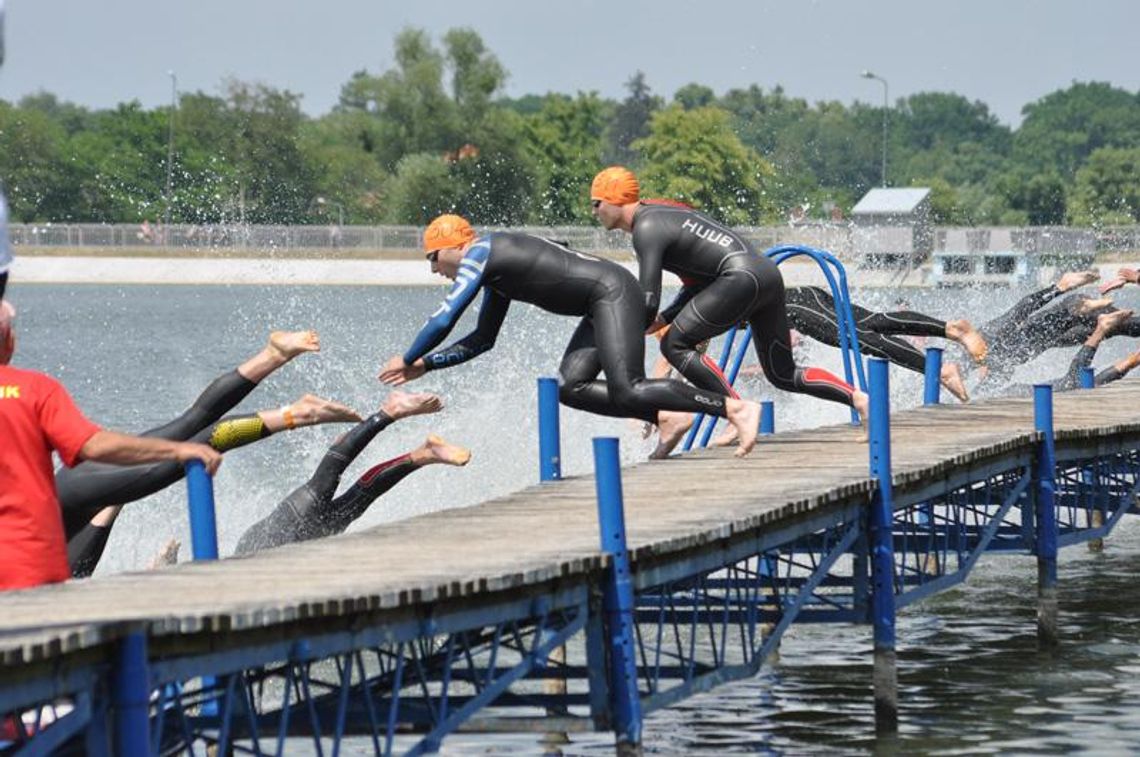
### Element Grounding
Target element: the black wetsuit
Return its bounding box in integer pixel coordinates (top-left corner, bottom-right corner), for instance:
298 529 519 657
1005 343 1128 397
63 370 272 576
785 286 948 375
403 232 732 422
630 203 855 406
981 286 1140 381
235 412 416 554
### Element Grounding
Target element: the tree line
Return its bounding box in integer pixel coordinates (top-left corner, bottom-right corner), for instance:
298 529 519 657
1 27 1138 228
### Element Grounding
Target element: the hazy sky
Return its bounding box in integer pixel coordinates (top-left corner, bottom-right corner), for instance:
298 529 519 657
1 1 1136 127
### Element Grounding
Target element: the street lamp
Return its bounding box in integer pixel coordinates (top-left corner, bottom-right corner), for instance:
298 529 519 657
164 70 178 230
315 196 345 226
860 70 889 187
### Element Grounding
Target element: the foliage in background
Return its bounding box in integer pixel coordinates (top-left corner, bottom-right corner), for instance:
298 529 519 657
1 27 1138 228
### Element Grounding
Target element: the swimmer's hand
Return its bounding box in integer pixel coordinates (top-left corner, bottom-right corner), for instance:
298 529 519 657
1100 278 1127 294
175 443 223 475
645 316 668 336
379 356 426 386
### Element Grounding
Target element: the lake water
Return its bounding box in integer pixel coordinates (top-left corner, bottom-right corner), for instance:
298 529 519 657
9 280 1140 754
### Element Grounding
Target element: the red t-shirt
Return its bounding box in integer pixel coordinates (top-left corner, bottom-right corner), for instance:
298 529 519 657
0 366 101 591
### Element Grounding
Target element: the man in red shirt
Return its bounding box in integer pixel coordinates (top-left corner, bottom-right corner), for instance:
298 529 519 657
0 299 222 591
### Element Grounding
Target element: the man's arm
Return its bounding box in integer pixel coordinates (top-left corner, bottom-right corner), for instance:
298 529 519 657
403 243 490 365
421 290 510 371
79 430 222 474
631 220 667 327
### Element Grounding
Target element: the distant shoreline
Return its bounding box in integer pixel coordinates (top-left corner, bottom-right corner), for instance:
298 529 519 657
9 253 1136 289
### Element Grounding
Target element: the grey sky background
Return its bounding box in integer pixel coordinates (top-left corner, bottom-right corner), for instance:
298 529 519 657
0 1 1135 127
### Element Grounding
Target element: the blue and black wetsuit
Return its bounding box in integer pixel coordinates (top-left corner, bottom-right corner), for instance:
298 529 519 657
403 232 732 422
630 203 856 406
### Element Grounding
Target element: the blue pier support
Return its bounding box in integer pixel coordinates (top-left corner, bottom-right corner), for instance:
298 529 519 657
923 347 943 405
112 630 150 756
1034 385 1059 648
593 437 643 755
538 377 562 482
760 401 775 435
185 460 220 718
867 358 898 734
1078 367 1104 549
185 460 219 560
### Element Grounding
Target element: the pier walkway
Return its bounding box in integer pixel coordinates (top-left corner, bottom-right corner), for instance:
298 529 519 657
3 377 1140 754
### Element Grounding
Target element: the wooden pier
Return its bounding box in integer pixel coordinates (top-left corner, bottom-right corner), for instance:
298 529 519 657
3 378 1140 753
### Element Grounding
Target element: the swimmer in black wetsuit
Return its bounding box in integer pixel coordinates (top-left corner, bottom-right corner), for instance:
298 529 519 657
1003 309 1137 396
234 391 470 554
783 285 985 402
976 271 1140 388
588 167 870 425
65 330 361 577
378 214 763 457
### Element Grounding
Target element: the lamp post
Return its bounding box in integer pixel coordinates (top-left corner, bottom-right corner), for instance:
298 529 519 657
860 70 889 187
164 70 177 230
315 196 345 226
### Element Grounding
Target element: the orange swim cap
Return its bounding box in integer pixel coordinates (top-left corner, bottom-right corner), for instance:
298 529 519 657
423 214 476 253
591 166 640 206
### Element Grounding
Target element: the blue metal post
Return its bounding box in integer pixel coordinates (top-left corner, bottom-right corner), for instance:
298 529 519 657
760 401 775 435
867 358 898 734
538 377 562 481
923 347 943 405
185 460 219 561
112 630 150 756
592 437 643 754
1078 366 1104 548
1034 384 1059 648
185 460 221 717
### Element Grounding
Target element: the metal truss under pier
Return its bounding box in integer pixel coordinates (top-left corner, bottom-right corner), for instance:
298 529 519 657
4 380 1140 754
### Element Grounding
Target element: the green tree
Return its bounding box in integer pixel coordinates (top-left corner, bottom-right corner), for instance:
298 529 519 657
299 113 390 223
603 71 661 166
673 83 715 110
633 105 776 224
1068 147 1140 225
1014 82 1140 180
0 100 71 220
522 92 611 224
384 152 462 225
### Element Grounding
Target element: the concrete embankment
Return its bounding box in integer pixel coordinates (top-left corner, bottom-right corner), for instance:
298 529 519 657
8 249 1133 288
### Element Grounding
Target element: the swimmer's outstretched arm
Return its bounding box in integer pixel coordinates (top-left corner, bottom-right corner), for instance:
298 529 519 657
381 290 510 385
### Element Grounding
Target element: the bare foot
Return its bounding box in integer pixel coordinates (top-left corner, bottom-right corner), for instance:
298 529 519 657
1058 270 1099 292
852 390 870 442
1076 296 1114 315
940 362 969 403
712 424 739 447
725 399 761 457
1096 308 1134 336
382 391 443 420
268 329 321 360
650 411 693 459
423 435 471 466
148 538 181 570
290 394 362 425
946 319 988 365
